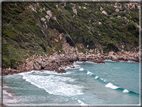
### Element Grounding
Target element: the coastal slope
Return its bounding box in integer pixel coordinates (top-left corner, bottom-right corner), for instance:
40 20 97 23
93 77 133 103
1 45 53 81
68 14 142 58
2 2 140 74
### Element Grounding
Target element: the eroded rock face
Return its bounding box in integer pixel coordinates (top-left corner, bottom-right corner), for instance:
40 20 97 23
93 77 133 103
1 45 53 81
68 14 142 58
108 50 140 62
27 51 139 72
110 55 119 62
56 69 66 73
88 59 105 64
2 49 140 76
33 61 41 70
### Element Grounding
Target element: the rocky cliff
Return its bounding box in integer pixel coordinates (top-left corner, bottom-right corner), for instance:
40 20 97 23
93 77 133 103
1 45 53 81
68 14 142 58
2 2 140 72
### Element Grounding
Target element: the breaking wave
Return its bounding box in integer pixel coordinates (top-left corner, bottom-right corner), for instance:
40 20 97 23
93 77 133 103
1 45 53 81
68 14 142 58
86 71 139 95
19 72 84 97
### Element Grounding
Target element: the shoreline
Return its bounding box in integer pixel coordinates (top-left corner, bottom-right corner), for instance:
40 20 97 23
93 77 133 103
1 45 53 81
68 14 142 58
1 58 140 105
2 84 20 105
2 59 140 105
2 50 140 76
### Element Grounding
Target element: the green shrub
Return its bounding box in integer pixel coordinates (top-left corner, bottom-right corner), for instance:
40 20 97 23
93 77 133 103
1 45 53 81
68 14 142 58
128 21 136 31
64 6 72 11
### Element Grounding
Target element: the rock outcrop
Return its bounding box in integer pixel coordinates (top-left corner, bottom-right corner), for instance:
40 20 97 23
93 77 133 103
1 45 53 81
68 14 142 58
2 49 140 76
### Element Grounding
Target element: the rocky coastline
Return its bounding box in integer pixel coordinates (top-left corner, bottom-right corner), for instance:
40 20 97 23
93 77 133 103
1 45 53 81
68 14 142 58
2 50 140 76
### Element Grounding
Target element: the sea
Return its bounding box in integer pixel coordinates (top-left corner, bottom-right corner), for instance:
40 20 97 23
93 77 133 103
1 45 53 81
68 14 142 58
2 60 140 105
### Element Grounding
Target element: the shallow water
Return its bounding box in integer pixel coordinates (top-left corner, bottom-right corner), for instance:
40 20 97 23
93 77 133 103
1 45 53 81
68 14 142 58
3 61 140 105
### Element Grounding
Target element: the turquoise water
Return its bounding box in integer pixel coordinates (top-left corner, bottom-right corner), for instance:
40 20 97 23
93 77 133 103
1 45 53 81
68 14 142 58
3 60 140 105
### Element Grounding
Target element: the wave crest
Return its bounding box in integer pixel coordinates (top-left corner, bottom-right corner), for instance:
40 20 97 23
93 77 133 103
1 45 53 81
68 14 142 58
20 73 84 96
105 83 119 89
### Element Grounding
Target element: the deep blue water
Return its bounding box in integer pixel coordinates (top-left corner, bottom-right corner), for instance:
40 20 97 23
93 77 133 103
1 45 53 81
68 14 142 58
3 60 140 105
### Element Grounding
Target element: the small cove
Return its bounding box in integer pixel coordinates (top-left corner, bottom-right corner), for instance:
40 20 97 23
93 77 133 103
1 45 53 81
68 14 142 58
3 60 140 105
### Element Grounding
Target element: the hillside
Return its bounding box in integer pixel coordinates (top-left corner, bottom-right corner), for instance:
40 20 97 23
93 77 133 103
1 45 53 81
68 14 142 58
2 2 139 69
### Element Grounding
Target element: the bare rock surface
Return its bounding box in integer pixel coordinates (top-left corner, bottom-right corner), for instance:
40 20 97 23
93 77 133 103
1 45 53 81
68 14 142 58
2 49 140 75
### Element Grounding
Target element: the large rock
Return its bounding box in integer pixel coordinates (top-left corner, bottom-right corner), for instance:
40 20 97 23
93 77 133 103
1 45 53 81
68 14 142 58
88 58 105 64
73 55 78 61
33 61 41 70
86 55 95 60
108 51 114 56
79 56 87 61
3 68 22 75
111 55 118 61
121 56 128 61
102 10 108 15
41 60 49 68
25 61 34 70
44 65 54 71
56 69 66 73
69 55 78 61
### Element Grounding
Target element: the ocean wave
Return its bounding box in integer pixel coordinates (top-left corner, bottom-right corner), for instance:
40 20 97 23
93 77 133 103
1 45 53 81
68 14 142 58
86 61 97 64
74 61 83 64
3 85 10 89
23 70 72 75
20 73 84 96
3 90 13 97
105 83 119 89
3 88 20 104
123 89 129 93
104 60 118 62
95 76 99 79
120 60 138 63
86 71 138 95
59 62 80 70
43 70 72 75
87 71 93 75
64 66 80 70
79 68 84 71
73 65 80 68
105 60 138 63
73 62 81 67
77 99 86 105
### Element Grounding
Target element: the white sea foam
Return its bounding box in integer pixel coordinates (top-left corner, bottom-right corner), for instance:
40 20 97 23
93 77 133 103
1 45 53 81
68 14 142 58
42 70 59 74
95 76 99 79
86 61 97 64
43 70 71 75
105 60 117 62
64 66 80 70
21 73 83 96
30 70 36 73
3 85 9 89
3 97 19 104
3 98 18 104
128 61 134 63
105 83 119 89
28 70 42 75
100 78 106 82
73 65 80 68
120 61 127 63
75 61 83 64
59 62 80 70
104 60 112 61
79 68 84 71
123 89 129 93
120 60 138 63
26 70 72 75
64 66 72 70
3 90 12 97
78 99 86 105
73 62 81 68
87 71 93 75
103 79 106 82
3 89 19 104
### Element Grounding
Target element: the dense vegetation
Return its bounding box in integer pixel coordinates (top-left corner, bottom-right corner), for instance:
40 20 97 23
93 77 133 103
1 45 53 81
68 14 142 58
2 2 139 68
